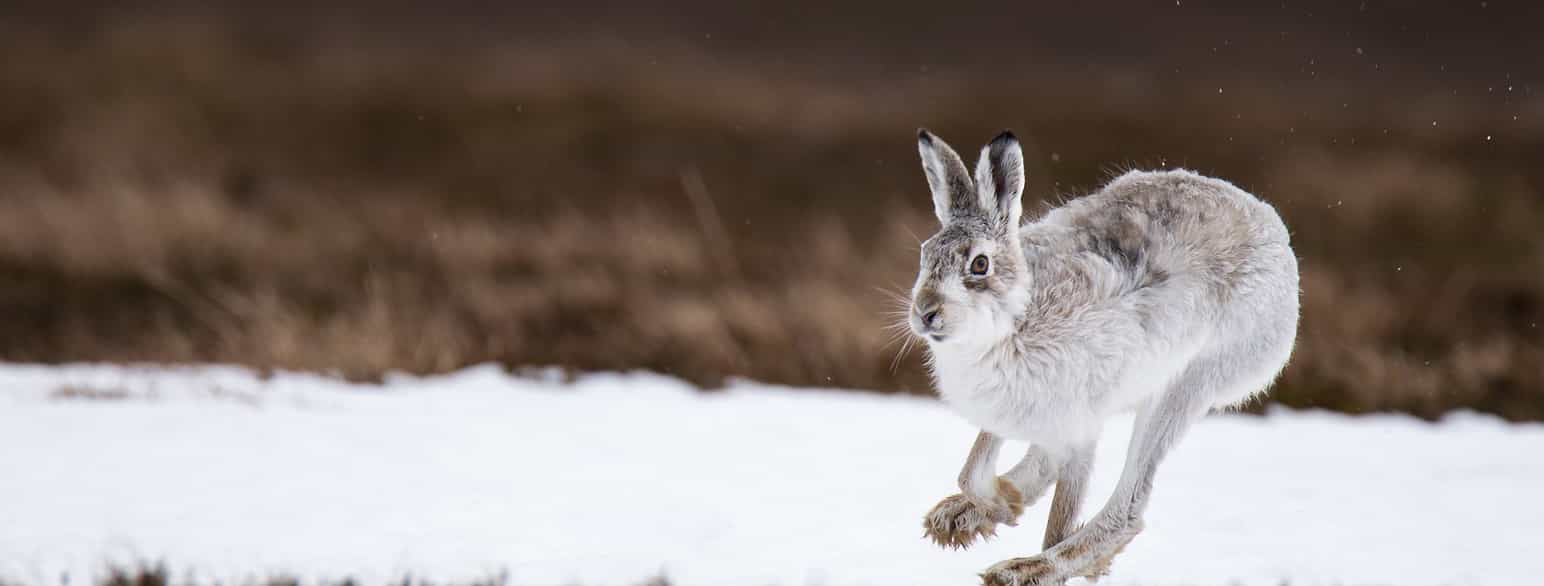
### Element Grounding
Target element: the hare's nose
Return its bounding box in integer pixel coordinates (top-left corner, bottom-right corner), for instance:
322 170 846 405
921 308 942 329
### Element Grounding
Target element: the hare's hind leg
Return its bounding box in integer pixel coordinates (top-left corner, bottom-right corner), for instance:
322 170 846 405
924 432 1061 549
980 355 1239 586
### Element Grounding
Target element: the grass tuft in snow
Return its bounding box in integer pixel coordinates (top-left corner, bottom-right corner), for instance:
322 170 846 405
78 565 662 586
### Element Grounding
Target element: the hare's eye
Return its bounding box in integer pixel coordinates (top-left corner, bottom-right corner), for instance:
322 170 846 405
969 254 990 275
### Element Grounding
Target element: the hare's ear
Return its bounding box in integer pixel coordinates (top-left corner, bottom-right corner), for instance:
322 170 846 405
917 129 974 223
975 130 1025 228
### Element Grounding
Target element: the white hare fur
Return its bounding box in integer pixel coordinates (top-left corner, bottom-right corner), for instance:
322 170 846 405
908 130 1299 585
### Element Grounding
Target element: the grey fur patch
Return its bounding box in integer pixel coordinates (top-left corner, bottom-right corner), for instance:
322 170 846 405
1150 197 1184 229
1072 202 1150 273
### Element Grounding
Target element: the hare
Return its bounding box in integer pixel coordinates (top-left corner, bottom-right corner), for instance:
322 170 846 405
907 130 1299 585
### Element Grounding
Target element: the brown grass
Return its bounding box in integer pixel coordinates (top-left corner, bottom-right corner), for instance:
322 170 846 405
0 20 1540 419
54 564 671 586
87 563 546 586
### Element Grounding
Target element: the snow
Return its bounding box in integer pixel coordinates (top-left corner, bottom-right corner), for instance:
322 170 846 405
3 364 1543 586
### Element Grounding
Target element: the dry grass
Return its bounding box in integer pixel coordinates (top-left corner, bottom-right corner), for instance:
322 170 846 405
11 564 670 586
87 564 539 586
49 384 132 401
0 20 1540 419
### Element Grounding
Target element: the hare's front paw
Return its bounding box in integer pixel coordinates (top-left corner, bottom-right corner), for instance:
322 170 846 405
922 478 1025 549
980 555 1063 586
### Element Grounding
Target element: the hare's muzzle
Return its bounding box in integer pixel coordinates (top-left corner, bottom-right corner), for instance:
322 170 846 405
910 296 946 341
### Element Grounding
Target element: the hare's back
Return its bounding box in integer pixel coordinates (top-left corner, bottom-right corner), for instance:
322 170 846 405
1099 168 1287 245
1041 169 1294 315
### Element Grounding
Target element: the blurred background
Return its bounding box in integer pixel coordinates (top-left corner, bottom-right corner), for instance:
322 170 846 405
1 0 1540 420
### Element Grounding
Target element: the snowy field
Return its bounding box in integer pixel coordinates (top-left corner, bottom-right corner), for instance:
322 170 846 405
2 364 1543 586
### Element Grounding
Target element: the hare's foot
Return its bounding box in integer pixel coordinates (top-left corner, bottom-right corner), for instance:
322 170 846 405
985 518 1140 586
922 478 1025 549
1063 522 1140 581
979 556 1061 586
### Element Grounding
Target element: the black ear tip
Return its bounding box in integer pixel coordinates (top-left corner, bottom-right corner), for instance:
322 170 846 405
917 128 934 143
993 130 1018 144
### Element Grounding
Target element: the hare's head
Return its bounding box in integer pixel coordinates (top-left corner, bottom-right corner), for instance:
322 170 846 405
908 130 1027 345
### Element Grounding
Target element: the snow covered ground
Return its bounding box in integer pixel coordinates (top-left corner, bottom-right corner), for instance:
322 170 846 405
2 364 1543 586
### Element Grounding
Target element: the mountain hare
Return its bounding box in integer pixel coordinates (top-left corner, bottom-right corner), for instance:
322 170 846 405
908 130 1298 585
